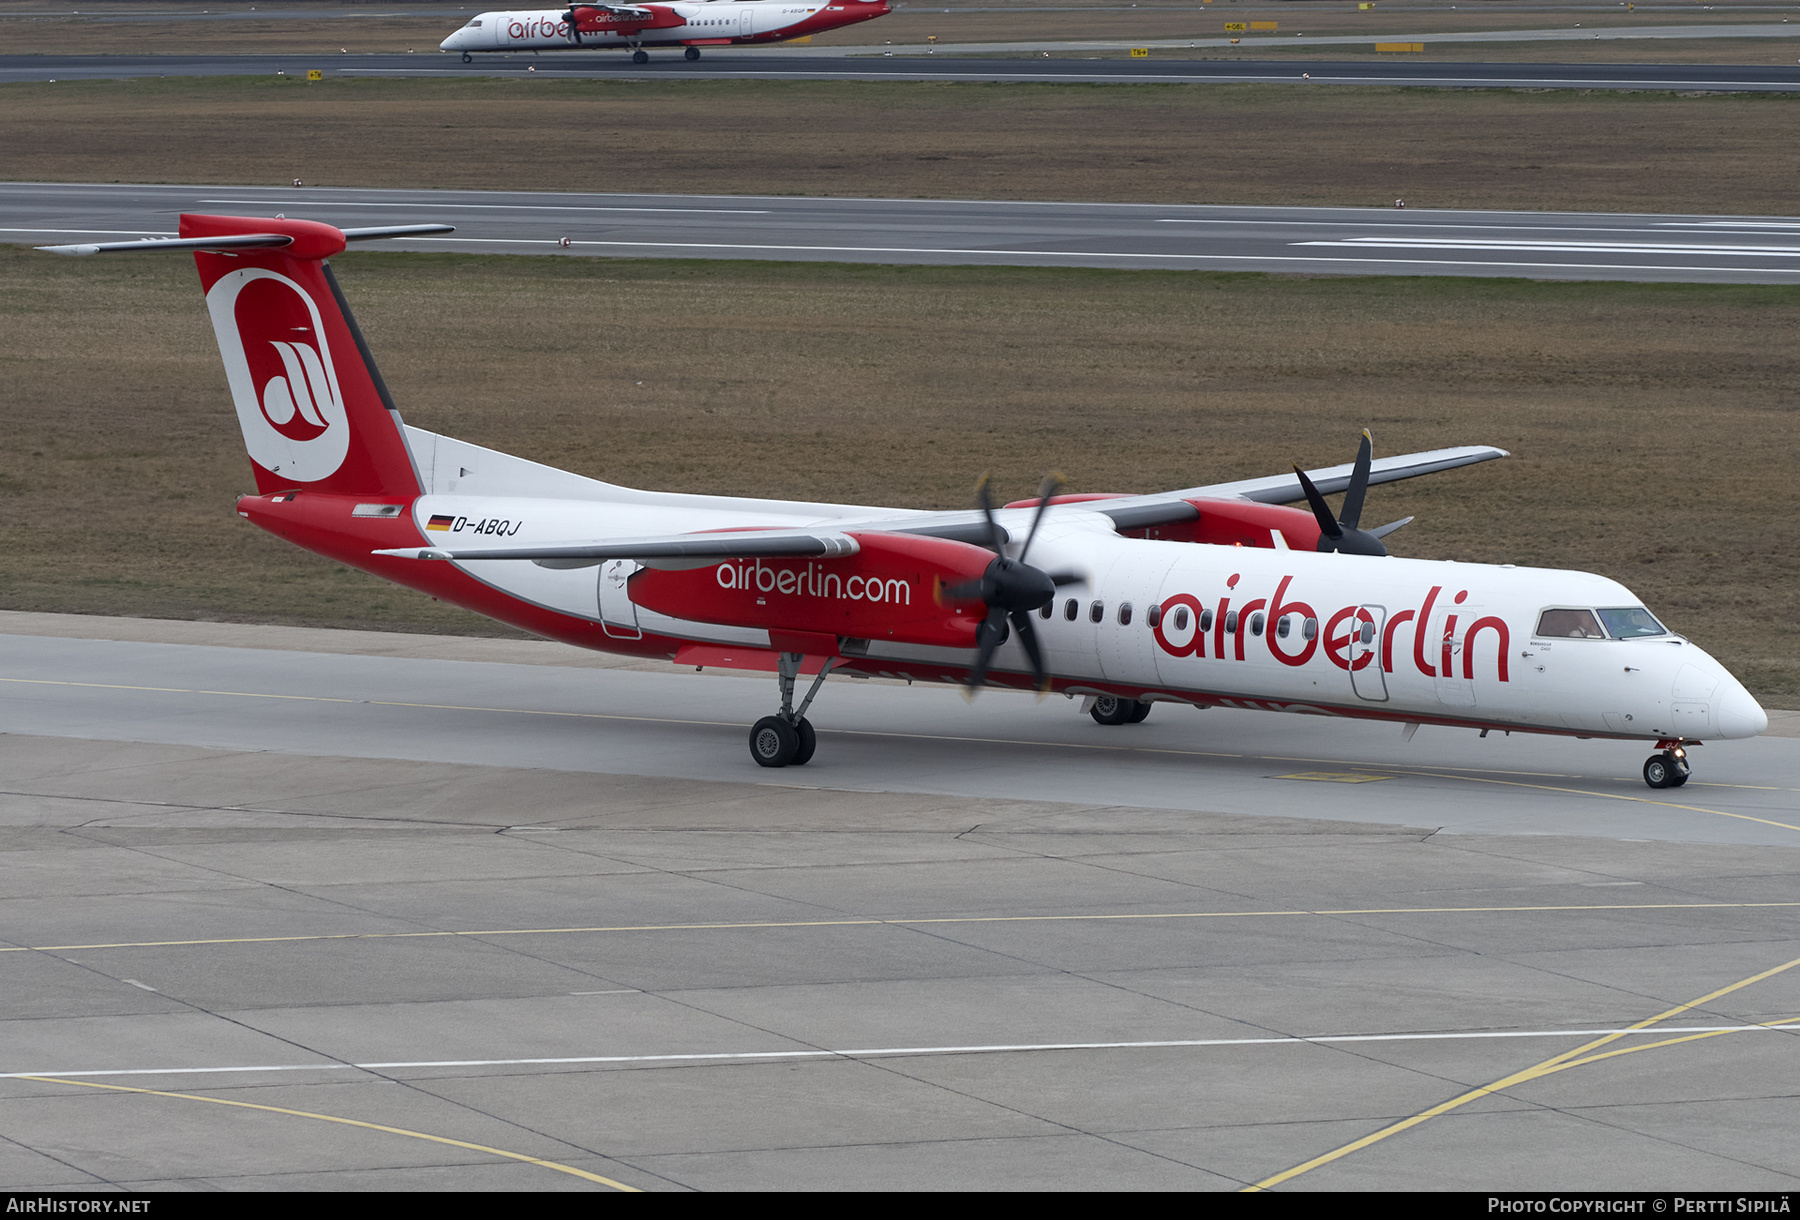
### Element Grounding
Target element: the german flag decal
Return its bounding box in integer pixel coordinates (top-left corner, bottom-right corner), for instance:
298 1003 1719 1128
426 514 456 532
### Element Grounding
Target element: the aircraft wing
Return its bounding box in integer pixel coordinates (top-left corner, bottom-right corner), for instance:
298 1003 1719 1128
1079 444 1509 531
378 528 864 570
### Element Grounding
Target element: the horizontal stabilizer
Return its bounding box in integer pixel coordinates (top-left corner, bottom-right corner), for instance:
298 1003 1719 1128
38 223 454 258
376 528 863 570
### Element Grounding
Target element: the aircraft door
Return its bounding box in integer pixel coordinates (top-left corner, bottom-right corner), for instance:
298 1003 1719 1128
1433 601 1478 708
739 6 754 36
1096 551 1175 685
1348 605 1388 702
598 559 642 639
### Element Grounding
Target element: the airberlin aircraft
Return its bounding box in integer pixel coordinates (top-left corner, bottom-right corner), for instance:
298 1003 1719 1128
439 2 891 65
42 215 1768 788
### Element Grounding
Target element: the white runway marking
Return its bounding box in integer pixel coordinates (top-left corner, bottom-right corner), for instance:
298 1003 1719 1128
12 1024 1799 1081
1301 237 1800 257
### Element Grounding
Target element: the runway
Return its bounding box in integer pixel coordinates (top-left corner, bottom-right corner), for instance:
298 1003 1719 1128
3 614 1798 1190
9 49 1800 91
12 181 1800 283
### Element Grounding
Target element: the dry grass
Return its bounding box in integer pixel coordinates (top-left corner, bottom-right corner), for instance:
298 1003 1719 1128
1 248 1794 700
6 75 1800 215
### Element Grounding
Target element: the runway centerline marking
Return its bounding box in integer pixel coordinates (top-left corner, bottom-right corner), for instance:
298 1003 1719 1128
1248 953 1800 1190
8 901 1800 956
14 1076 639 1191
6 674 1794 830
11 1023 1800 1082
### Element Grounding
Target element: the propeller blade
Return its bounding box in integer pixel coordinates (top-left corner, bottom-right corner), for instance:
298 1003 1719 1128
1017 471 1065 565
1292 464 1344 542
1368 515 1414 540
1009 610 1048 691
963 606 1009 692
1340 429 1373 531
1043 569 1086 588
973 473 1005 556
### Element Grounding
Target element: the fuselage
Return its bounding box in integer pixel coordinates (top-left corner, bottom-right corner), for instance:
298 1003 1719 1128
237 433 1768 748
440 2 891 54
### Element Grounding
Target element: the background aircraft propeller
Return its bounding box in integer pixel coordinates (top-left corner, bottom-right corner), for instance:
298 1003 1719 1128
941 473 1084 694
1293 430 1414 557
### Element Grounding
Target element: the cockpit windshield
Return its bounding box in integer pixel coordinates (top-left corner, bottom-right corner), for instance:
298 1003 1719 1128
1535 608 1605 638
1596 607 1667 638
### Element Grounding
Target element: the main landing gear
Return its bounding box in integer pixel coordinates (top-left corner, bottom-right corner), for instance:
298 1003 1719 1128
1643 740 1692 790
1089 695 1152 726
749 652 836 768
685 46 702 61
632 49 649 64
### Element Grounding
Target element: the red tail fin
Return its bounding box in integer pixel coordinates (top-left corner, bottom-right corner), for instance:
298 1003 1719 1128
185 214 420 497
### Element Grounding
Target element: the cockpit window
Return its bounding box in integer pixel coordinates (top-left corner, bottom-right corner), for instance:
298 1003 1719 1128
1597 607 1667 639
1536 608 1605 639
468 18 483 26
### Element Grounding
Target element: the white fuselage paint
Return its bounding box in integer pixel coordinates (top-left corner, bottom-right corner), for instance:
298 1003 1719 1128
440 4 848 53
407 485 1765 745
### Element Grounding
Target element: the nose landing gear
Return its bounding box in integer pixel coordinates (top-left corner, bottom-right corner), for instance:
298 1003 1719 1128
685 46 702 61
1643 740 1692 789
748 652 834 768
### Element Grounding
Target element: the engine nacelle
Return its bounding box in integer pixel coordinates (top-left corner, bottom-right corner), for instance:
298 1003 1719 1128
1127 498 1324 551
629 531 996 648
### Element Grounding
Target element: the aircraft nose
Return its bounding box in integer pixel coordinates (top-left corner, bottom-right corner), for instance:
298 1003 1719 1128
1718 681 1769 739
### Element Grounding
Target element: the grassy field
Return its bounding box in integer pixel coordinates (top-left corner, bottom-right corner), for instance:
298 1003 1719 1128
6 75 1800 215
2 248 1794 700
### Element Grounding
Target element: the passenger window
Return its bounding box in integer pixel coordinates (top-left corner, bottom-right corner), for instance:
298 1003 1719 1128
1089 601 1105 624
1303 616 1318 640
1146 603 1162 629
1200 608 1213 632
1039 602 1053 619
1117 603 1133 626
1064 599 1079 622
1276 615 1291 639
1250 612 1265 637
1360 621 1375 645
1597 607 1667 639
1225 610 1238 635
1536 608 1605 639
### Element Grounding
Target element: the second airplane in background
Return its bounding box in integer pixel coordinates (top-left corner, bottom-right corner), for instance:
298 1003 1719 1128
441 2 891 64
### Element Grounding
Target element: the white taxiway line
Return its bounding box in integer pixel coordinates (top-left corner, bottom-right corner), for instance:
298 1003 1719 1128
10 1024 1799 1081
400 236 1800 275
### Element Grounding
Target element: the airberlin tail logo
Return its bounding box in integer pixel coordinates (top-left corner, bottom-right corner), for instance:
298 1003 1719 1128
207 269 351 482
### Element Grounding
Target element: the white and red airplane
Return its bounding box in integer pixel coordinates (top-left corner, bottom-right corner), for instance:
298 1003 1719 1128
42 214 1768 788
439 2 891 64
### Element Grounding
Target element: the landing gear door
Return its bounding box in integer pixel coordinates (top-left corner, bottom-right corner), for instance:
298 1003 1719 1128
599 559 642 640
1349 604 1388 702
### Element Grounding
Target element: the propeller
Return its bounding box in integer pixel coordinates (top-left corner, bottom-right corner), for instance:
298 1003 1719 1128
562 6 588 43
1292 429 1414 558
941 473 1085 694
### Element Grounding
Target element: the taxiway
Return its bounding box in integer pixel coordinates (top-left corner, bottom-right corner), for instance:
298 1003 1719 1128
2 613 1797 1190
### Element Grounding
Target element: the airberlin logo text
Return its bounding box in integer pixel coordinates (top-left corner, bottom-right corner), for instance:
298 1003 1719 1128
510 17 570 38
1152 575 1511 682
716 560 911 605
